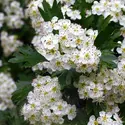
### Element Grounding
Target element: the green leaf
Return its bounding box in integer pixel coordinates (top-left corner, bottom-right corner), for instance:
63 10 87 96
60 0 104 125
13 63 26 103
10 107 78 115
94 15 122 51
58 70 72 90
38 7 50 21
110 29 121 40
86 100 93 115
12 82 32 108
42 0 51 12
86 100 107 117
42 0 53 20
52 0 63 19
93 103 102 117
83 15 94 28
101 50 117 62
73 0 92 19
8 46 47 68
56 69 81 90
95 24 121 50
95 26 114 49
97 15 104 30
64 109 89 125
98 15 112 33
38 0 63 21
0 111 7 122
100 50 117 69
119 102 125 123
0 108 29 125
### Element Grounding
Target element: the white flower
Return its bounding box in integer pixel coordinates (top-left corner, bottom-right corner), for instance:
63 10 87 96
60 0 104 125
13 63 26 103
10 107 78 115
0 73 17 111
106 105 120 114
86 0 94 3
89 83 103 99
76 66 125 104
4 1 24 29
97 111 113 125
117 58 125 71
0 13 4 28
61 5 69 16
91 0 125 27
88 112 123 125
67 105 76 120
55 19 71 31
1 31 23 56
41 33 59 50
119 16 125 27
32 18 101 73
92 1 104 15
66 8 81 20
0 60 2 67
22 76 76 125
113 113 123 125
87 115 99 125
62 0 75 6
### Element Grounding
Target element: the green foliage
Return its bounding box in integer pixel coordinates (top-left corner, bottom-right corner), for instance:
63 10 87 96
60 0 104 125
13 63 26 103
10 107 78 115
58 70 73 90
95 25 121 50
64 109 89 125
83 15 121 51
0 111 7 124
82 15 122 51
86 100 106 117
11 68 35 110
12 81 33 108
57 69 81 90
119 103 125 124
99 50 117 69
97 15 112 33
38 0 63 21
0 108 29 125
73 0 92 18
9 46 47 68
83 15 94 28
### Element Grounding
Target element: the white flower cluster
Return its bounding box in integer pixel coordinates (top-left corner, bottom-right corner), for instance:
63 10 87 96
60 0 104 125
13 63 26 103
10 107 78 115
85 0 94 3
25 0 44 32
22 76 76 125
4 1 24 29
25 0 125 124
0 13 4 28
88 111 122 125
75 38 125 123
0 0 24 29
0 0 12 6
0 31 23 57
26 0 81 32
117 38 125 57
0 72 17 111
77 66 125 105
91 0 125 27
117 38 125 77
32 17 101 73
0 60 2 67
